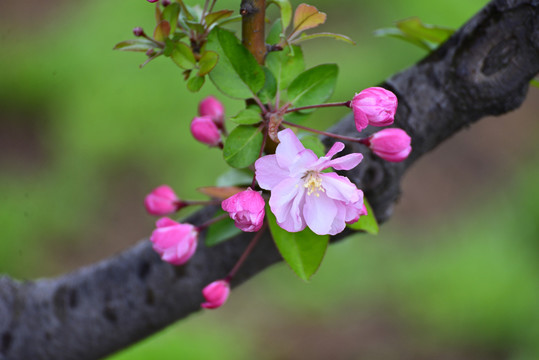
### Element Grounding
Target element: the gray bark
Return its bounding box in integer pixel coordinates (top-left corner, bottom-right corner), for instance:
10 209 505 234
1 0 538 359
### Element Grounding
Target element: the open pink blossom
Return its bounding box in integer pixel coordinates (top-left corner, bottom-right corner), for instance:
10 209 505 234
201 279 230 309
199 96 225 129
351 87 398 132
144 185 183 216
367 128 412 162
222 188 265 232
255 129 366 236
150 217 198 265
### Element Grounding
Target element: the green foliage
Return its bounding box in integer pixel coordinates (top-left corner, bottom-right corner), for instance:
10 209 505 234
230 109 263 125
287 64 338 109
206 28 265 99
375 17 455 51
266 45 305 91
347 199 379 234
205 211 242 247
266 206 329 282
223 125 264 168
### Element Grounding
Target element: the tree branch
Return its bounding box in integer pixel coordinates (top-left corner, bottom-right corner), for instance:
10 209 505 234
1 0 538 359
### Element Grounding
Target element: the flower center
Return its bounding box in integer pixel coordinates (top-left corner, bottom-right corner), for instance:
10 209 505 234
302 171 325 197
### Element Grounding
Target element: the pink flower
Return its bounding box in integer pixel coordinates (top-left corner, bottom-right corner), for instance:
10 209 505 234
255 129 365 236
201 280 230 309
144 185 183 216
222 189 265 232
199 96 225 129
350 87 398 132
150 217 198 265
367 128 412 162
190 116 221 147
346 202 368 225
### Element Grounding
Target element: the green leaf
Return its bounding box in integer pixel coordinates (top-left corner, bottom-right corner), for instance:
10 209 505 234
290 3 327 40
231 109 263 125
206 28 265 99
205 211 243 246
268 0 292 32
347 198 379 235
287 64 338 109
258 67 277 103
297 134 325 157
197 51 219 76
266 20 283 45
396 17 455 44
374 17 455 52
205 10 234 27
113 39 154 52
266 45 304 90
530 78 539 88
215 15 242 27
266 206 329 281
187 75 205 92
293 32 355 45
154 20 171 42
223 125 263 168
171 42 196 69
374 28 433 51
216 168 253 187
162 3 180 34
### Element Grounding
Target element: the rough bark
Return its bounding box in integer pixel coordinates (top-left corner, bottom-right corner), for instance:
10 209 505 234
0 0 538 359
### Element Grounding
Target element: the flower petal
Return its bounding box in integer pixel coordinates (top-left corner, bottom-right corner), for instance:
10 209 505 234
325 142 344 158
255 155 289 190
276 128 305 168
325 153 363 171
269 177 306 232
321 173 361 203
303 192 337 235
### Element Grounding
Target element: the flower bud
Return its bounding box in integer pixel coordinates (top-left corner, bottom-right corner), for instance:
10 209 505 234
367 128 412 162
162 0 171 6
222 189 265 232
198 96 225 128
147 0 159 3
144 185 183 216
190 116 221 147
150 218 198 265
350 87 398 132
201 280 230 309
133 27 144 37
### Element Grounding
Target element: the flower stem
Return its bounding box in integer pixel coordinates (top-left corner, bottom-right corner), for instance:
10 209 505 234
197 213 228 230
281 121 369 144
284 101 351 114
240 0 266 65
226 222 267 281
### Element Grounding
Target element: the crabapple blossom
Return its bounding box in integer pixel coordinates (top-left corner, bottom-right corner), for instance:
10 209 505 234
222 189 265 232
350 87 398 132
367 128 412 162
150 217 198 265
255 129 366 236
144 185 183 216
198 96 225 129
201 279 230 309
190 116 221 147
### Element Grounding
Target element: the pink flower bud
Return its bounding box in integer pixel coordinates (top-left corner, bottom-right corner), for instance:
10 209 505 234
222 189 265 232
350 87 398 132
198 96 225 128
150 217 198 265
190 116 221 147
147 0 159 3
133 27 144 37
144 185 184 216
162 0 171 6
201 280 230 309
368 128 412 162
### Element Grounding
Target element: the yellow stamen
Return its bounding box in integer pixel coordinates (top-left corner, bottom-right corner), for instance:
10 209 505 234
303 171 325 197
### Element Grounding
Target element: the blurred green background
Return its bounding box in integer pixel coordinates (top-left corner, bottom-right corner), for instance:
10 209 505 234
1 0 538 359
